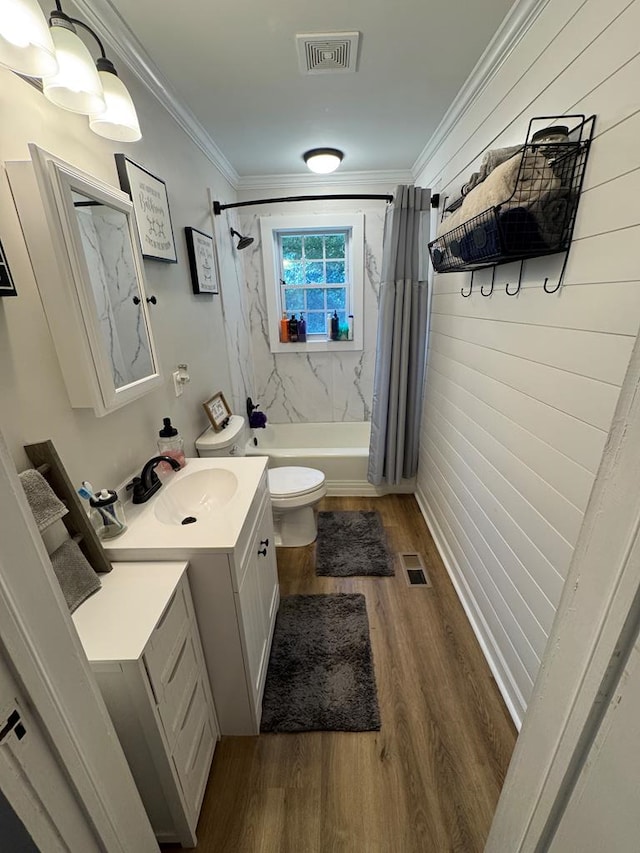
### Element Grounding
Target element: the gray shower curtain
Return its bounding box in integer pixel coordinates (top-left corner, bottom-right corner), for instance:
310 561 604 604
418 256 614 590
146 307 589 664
368 185 431 486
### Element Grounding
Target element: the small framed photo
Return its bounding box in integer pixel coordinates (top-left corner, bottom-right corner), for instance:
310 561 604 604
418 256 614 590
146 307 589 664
185 227 219 294
115 154 177 263
0 239 17 297
203 391 232 432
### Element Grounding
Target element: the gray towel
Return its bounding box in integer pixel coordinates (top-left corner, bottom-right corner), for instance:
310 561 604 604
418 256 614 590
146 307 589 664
19 469 68 532
50 538 101 613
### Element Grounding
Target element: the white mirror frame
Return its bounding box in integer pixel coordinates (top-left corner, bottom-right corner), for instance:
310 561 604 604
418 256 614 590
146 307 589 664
7 146 162 417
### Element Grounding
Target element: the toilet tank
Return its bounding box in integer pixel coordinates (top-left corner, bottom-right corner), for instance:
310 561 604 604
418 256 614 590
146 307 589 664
195 414 248 457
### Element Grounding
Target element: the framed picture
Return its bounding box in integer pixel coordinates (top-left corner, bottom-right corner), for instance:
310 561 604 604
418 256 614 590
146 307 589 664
203 391 232 432
184 227 219 294
0 239 17 297
115 154 177 262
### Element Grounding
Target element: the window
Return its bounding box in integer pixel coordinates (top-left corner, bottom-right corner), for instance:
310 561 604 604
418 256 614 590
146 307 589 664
260 213 364 353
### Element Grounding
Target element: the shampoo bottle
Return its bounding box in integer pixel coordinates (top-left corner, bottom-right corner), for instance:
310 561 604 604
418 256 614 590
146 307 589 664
298 312 306 342
326 312 333 340
331 310 339 341
280 312 290 343
157 417 186 470
289 314 298 342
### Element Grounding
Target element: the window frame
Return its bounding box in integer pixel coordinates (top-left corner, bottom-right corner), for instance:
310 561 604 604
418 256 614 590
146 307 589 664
260 212 364 354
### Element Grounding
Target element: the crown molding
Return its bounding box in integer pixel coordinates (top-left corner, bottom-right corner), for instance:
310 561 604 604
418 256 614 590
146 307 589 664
71 0 239 188
411 0 551 180
236 169 413 193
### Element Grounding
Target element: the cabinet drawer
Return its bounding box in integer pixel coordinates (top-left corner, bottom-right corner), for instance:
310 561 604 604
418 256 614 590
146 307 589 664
145 579 190 696
155 630 199 750
172 679 214 808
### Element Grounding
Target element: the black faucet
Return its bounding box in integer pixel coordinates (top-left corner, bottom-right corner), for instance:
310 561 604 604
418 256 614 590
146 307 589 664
127 455 182 504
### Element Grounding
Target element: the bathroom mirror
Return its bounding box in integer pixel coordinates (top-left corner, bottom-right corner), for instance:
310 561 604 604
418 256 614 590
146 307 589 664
7 146 162 416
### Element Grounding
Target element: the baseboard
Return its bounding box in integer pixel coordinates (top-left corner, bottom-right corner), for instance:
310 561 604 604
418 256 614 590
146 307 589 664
415 486 525 730
325 479 416 497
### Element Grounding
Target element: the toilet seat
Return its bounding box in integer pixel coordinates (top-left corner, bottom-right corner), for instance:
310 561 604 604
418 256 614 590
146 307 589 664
268 467 325 499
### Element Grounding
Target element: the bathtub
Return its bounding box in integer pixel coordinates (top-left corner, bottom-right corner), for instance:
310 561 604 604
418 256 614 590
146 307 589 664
245 421 414 495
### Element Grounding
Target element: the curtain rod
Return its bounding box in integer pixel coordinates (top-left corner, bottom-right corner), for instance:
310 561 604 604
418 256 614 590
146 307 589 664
212 193 394 216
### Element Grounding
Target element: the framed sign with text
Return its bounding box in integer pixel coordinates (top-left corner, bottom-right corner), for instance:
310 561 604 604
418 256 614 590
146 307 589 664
115 154 177 262
184 227 219 294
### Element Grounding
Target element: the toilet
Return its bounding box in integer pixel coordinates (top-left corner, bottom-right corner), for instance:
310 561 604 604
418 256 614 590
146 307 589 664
195 415 326 547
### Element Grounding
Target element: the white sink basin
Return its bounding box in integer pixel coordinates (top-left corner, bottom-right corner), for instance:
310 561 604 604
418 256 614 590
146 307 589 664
153 468 239 526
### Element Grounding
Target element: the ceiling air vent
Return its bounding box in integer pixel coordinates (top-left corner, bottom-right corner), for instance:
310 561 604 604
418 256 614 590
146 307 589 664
296 32 360 75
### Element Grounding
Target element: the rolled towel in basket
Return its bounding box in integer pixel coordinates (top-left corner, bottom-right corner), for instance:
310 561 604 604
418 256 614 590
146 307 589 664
50 538 101 613
19 469 68 532
528 189 572 248
461 145 523 195
437 150 560 239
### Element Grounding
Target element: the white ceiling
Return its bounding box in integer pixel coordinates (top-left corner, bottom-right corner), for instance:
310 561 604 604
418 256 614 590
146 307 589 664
106 0 515 177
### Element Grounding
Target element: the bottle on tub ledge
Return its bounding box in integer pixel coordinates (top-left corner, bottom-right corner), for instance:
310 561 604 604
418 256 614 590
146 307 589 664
157 417 186 471
330 309 339 341
298 312 306 342
280 311 290 343
348 314 354 340
288 313 299 342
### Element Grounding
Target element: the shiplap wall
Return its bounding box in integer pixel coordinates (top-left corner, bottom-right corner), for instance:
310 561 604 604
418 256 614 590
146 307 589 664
414 0 640 727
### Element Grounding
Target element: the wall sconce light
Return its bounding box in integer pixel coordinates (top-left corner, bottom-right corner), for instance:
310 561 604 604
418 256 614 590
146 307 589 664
0 0 58 77
0 0 141 141
303 148 344 174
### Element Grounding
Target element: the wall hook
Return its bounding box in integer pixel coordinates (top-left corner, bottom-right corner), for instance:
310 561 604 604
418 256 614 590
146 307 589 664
481 267 496 297
543 253 569 294
506 260 525 296
461 271 474 298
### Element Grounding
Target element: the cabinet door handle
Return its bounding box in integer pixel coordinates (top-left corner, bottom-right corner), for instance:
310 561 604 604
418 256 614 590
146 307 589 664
132 296 141 305
258 548 267 557
260 538 269 547
146 295 157 305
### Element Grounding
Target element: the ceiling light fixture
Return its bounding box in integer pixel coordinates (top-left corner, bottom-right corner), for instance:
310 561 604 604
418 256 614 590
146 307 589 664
303 148 344 174
0 0 58 77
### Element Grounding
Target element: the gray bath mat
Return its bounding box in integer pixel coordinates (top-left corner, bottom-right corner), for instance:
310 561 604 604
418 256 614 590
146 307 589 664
260 594 381 733
315 510 394 577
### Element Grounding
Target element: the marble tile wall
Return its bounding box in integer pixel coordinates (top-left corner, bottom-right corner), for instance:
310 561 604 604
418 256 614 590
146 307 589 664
238 207 384 424
218 210 255 416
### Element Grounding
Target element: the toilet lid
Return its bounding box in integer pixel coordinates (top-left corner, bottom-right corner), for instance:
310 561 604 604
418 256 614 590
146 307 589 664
268 467 325 498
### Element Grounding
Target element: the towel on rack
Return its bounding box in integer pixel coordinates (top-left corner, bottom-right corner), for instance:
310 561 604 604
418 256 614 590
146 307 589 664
528 189 573 248
19 469 68 532
458 207 547 264
50 538 101 613
461 145 524 196
437 150 561 239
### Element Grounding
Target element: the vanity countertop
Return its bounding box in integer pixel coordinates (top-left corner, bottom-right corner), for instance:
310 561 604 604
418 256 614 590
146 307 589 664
104 456 268 561
72 561 188 662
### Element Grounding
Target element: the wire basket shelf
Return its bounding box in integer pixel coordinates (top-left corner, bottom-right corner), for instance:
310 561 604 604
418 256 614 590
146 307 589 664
428 114 595 274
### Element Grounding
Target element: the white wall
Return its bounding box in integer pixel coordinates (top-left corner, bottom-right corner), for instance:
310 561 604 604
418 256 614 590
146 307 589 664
414 0 640 726
0 66 237 489
237 189 389 423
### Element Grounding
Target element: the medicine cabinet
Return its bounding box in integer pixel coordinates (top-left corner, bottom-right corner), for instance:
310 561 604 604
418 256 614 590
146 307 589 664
7 145 162 416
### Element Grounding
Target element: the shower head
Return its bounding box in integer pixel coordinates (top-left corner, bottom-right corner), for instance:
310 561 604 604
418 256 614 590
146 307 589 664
230 228 254 250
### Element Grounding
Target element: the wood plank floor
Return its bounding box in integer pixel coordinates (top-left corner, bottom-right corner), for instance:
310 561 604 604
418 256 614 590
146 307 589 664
173 495 516 852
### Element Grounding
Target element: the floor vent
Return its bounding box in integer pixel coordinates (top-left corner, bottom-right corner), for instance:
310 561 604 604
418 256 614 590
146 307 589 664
400 553 432 588
296 32 360 75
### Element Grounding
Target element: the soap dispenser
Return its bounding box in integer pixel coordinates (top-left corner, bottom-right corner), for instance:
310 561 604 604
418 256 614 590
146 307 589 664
157 417 186 469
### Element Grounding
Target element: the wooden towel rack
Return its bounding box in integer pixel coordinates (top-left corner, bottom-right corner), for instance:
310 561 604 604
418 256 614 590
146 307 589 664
24 440 112 574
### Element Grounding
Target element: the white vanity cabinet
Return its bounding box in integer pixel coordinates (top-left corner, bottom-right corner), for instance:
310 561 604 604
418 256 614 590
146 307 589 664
187 471 280 735
72 562 218 848
104 458 281 737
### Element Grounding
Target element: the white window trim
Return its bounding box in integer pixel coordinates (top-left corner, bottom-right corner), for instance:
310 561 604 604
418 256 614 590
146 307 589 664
259 212 364 353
